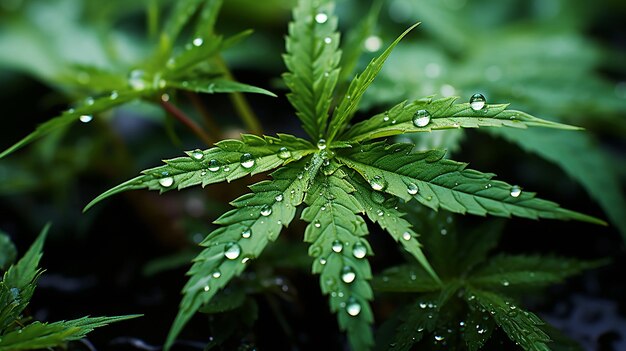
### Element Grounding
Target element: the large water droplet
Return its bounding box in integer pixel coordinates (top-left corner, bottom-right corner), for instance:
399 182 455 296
212 270 221 278
278 147 292 159
240 153 255 169
315 12 328 24
203 285 210 292
469 93 487 111
192 37 203 47
412 109 431 127
370 175 387 191
128 69 147 91
159 177 174 187
352 242 367 259
208 159 220 172
402 232 412 241
510 185 522 198
241 229 251 239
346 298 361 316
407 183 418 195
314 220 322 228
79 115 93 123
317 139 327 150
260 205 272 217
191 149 204 160
341 266 356 284
331 240 343 253
224 242 241 260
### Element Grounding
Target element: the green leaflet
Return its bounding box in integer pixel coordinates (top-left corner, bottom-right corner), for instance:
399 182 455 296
326 23 420 142
160 0 207 52
346 175 440 283
490 127 626 242
0 232 17 271
470 255 606 289
167 78 276 96
340 96 580 143
282 0 341 140
0 316 140 351
337 142 605 224
467 289 551 351
371 265 440 293
84 134 314 211
463 306 496 351
0 90 144 159
301 166 374 351
165 162 310 349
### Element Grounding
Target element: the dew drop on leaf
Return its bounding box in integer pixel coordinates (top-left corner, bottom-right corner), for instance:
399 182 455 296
192 38 203 47
203 285 210 292
159 177 174 188
278 147 292 159
370 175 387 191
317 139 327 150
128 69 147 91
377 209 384 217
402 232 412 241
260 205 272 217
412 109 431 127
110 91 119 100
407 182 419 195
324 37 332 44
314 220 321 228
346 298 361 316
510 185 522 198
469 93 487 111
341 266 356 284
315 12 328 23
434 335 445 341
319 257 327 265
352 242 367 259
224 242 241 260
79 115 93 123
240 153 255 169
241 229 251 239
331 240 343 253
85 97 95 105
208 159 220 172
191 150 204 160
212 270 221 278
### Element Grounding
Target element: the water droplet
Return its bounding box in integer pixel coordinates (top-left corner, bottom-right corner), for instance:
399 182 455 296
274 194 284 202
241 229 251 239
419 302 427 309
278 147 292 159
110 91 119 99
191 150 204 160
317 139 327 150
407 183 418 195
240 153 255 169
434 335 445 341
331 240 343 253
502 280 510 287
341 266 356 283
192 37 203 46
402 232 412 241
346 298 361 316
469 93 487 111
159 177 174 187
440 228 447 235
224 242 241 260
370 175 387 191
324 37 332 44
510 185 522 198
223 165 230 172
260 205 272 217
319 257 327 265
364 35 382 52
208 159 220 172
315 12 328 24
383 115 390 122
314 220 322 228
377 209 384 217
212 270 221 278
242 257 251 264
85 97 95 105
459 321 465 327
79 115 93 123
352 242 367 259
477 328 486 334
128 69 147 91
203 285 210 292
412 109 431 127
160 93 170 102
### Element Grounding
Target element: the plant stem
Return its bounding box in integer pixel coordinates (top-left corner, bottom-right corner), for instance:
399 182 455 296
147 0 159 40
186 92 222 140
159 99 214 146
216 56 263 134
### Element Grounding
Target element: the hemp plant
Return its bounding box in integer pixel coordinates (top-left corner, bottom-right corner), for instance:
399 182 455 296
77 0 603 349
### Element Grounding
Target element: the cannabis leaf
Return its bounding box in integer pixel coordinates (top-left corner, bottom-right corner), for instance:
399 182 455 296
0 0 274 159
282 0 341 140
0 224 139 350
341 96 580 143
337 142 604 224
165 162 310 349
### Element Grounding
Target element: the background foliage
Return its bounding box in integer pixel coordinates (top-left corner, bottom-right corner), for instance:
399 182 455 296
0 0 624 350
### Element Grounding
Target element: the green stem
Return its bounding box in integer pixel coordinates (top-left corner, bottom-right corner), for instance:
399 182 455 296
147 0 159 39
159 99 214 146
216 56 263 134
186 91 222 140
